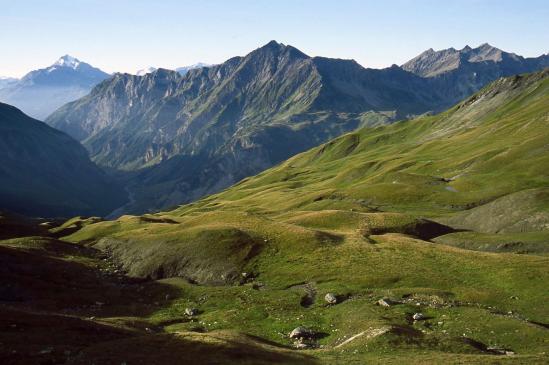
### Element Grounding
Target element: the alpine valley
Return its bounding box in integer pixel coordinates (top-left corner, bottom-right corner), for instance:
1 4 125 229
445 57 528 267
1 39 548 365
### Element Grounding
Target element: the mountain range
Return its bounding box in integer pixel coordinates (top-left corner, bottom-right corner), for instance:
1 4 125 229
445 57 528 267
0 55 110 120
402 43 549 77
0 102 126 217
45 41 549 215
11 69 545 364
402 43 549 103
1 36 548 364
0 57 213 121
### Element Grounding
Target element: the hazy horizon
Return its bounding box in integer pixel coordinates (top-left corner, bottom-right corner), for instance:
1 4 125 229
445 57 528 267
1 0 548 78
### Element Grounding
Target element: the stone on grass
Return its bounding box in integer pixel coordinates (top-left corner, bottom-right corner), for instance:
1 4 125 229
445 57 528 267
377 298 398 307
185 308 198 316
289 326 314 339
325 293 338 304
412 313 425 321
294 341 312 349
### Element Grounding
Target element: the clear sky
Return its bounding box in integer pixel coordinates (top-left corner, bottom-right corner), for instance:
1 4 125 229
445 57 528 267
1 0 548 77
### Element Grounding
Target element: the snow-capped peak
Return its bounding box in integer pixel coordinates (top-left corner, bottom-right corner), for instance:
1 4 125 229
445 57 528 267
176 63 212 75
135 67 157 76
54 55 81 69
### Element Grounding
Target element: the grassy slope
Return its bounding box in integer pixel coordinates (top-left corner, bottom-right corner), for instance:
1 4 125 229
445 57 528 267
0 234 315 365
53 71 549 363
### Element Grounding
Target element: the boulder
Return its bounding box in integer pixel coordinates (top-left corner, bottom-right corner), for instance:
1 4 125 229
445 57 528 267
412 312 425 321
289 326 314 339
294 341 311 349
377 298 398 307
185 308 198 316
325 293 338 304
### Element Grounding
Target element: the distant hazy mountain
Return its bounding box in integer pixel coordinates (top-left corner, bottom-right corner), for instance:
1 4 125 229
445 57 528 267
175 62 211 75
402 43 549 77
0 55 110 120
135 66 157 76
0 102 126 217
135 63 211 77
46 41 549 215
0 76 18 89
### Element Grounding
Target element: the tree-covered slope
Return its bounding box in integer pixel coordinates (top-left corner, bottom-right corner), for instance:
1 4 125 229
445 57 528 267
0 102 126 217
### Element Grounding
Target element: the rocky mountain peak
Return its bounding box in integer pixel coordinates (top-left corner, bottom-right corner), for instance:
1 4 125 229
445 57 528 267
467 43 505 62
401 43 544 77
53 55 81 69
251 40 310 60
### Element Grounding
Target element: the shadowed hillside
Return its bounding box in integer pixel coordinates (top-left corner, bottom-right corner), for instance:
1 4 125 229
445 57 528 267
0 103 126 217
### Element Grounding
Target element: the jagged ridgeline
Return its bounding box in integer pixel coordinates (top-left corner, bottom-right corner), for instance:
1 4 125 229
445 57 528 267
45 41 549 215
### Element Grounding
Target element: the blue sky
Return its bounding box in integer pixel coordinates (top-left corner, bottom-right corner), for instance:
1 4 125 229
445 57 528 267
1 0 548 77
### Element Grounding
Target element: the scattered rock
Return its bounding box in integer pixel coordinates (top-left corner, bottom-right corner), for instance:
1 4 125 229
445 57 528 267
325 293 338 304
165 294 171 301
377 298 399 307
185 308 198 316
289 326 314 339
294 341 312 349
412 313 426 321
